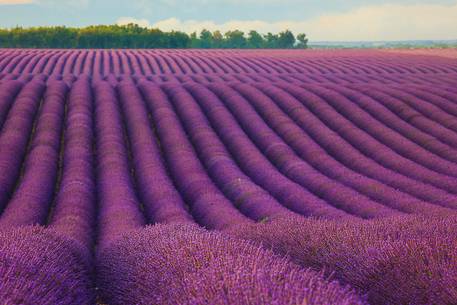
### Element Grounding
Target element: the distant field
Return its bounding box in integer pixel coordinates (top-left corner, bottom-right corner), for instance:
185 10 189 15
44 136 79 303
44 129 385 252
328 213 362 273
1 49 456 305
383 48 457 59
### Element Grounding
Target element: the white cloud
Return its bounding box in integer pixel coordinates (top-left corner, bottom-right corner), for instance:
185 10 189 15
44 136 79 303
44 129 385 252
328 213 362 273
0 0 34 5
117 17 151 28
152 18 282 34
306 2 457 41
149 1 457 41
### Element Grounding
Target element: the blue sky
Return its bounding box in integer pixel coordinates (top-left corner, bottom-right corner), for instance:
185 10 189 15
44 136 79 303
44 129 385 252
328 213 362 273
1 0 457 41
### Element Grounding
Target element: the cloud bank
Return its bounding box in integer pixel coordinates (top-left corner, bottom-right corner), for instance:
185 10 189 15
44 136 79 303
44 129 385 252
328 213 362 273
119 1 457 41
0 0 34 5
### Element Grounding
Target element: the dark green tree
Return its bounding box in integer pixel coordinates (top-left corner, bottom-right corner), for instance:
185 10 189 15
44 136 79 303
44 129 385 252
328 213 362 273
0 24 308 49
199 29 213 48
166 31 190 48
296 33 308 49
212 30 224 48
224 30 247 48
247 30 264 48
263 32 279 48
277 30 296 48
189 32 199 48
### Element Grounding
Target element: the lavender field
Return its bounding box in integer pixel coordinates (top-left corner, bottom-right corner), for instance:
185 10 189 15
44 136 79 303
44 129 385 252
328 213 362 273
0 49 457 305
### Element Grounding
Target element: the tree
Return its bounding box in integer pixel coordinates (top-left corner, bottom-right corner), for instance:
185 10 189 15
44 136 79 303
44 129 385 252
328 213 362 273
296 33 308 49
224 30 246 49
166 31 190 48
247 30 263 48
212 30 224 48
264 32 279 48
0 24 309 49
277 30 295 48
189 32 199 48
199 29 213 48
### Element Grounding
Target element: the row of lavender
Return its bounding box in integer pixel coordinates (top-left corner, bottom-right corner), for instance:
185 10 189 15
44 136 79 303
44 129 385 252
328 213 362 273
0 78 364 305
3 73 457 90
1 49 457 76
3 78 457 219
1 74 456 304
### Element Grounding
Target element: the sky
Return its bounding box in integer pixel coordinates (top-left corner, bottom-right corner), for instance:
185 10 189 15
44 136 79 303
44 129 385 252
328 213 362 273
0 0 456 41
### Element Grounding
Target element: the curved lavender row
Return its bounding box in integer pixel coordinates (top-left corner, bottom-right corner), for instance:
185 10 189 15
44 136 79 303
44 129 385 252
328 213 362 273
255 58 287 74
299 83 457 183
166 54 191 74
94 50 110 77
118 51 133 75
235 82 450 216
408 74 457 87
17 72 40 83
29 73 48 84
0 73 19 82
42 51 63 76
138 82 252 229
400 86 457 125
10 53 36 76
2 50 457 77
93 81 145 249
49 52 70 77
376 85 457 133
201 55 231 74
439 83 457 95
104 74 120 87
30 51 54 75
301 83 457 179
0 81 45 212
82 51 95 76
406 84 457 107
110 51 120 76
380 73 453 87
208 83 397 218
0 51 18 72
61 73 77 86
178 55 204 74
257 84 457 209
49 77 96 249
229 214 457 305
62 50 79 75
278 83 457 195
97 224 366 305
0 81 23 129
0 226 95 305
21 52 43 75
138 50 161 74
3 52 29 73
1 52 29 74
184 82 350 219
33 51 55 75
92 50 103 79
407 85 457 120
354 85 457 149
0 82 67 227
187 55 212 74
158 54 177 74
326 83 457 165
151 52 170 74
162 83 295 221
119 51 136 75
116 81 194 225
128 51 152 75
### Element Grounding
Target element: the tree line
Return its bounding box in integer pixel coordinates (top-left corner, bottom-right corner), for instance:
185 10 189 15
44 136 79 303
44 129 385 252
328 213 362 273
0 24 308 49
